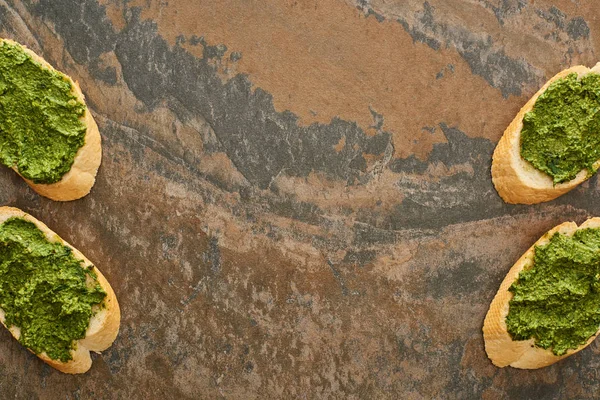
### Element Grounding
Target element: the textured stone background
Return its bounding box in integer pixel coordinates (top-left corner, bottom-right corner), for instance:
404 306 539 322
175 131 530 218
0 0 600 398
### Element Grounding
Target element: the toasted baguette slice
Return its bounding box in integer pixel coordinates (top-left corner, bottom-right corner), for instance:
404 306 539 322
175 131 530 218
492 63 600 204
483 218 600 369
0 206 120 374
0 39 102 201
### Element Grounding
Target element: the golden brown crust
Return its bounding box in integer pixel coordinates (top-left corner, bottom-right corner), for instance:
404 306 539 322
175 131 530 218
491 64 600 204
0 206 120 374
0 39 102 201
483 218 600 369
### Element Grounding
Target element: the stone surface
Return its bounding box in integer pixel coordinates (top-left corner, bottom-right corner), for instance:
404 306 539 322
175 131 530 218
1 0 600 398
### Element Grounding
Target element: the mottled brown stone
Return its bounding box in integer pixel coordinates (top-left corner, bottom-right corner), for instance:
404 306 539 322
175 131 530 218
1 0 600 398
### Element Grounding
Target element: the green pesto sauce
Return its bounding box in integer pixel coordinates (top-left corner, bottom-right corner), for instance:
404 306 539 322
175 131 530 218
0 41 87 184
0 218 106 362
506 228 600 356
520 73 600 184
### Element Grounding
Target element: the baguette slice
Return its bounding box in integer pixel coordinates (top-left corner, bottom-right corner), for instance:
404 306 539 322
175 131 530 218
483 218 600 369
492 63 600 204
0 206 120 374
0 39 102 201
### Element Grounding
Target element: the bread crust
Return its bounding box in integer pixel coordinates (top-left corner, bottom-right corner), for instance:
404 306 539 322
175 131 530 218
0 39 102 201
0 206 120 374
483 218 600 369
491 63 600 204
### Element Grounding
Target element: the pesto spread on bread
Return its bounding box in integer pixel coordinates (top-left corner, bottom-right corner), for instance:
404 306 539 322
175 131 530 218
520 73 600 184
0 218 105 362
0 41 87 184
506 228 600 355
